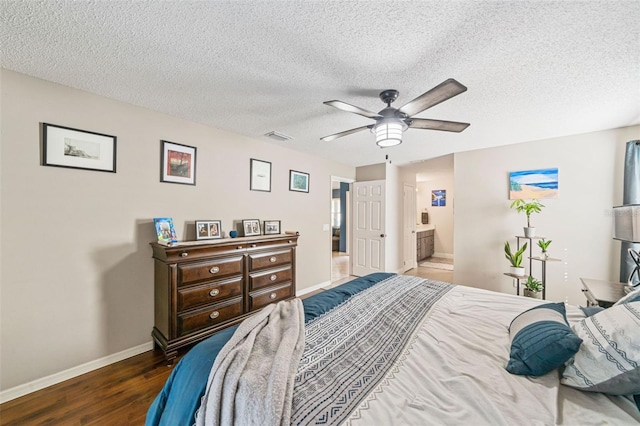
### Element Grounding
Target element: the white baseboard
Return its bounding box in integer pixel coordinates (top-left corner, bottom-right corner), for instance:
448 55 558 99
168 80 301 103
296 280 331 296
433 252 454 259
0 341 154 404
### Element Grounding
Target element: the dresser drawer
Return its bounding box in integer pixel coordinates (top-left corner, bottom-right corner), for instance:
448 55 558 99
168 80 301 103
249 266 292 291
248 250 292 272
178 256 243 285
249 284 292 311
177 276 243 311
178 297 243 336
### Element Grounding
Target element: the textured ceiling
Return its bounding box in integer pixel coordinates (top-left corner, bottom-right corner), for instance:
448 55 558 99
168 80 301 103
2 1 639 167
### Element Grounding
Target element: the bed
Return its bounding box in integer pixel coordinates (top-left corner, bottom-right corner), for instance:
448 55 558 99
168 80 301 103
146 273 640 425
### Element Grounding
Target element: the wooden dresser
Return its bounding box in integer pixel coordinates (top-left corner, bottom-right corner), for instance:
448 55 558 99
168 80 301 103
150 234 298 362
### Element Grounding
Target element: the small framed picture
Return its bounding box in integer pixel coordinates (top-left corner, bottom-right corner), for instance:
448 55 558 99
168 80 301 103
289 170 309 193
195 220 222 240
42 123 117 173
161 140 196 185
154 217 178 242
242 219 261 236
250 158 271 192
263 220 281 235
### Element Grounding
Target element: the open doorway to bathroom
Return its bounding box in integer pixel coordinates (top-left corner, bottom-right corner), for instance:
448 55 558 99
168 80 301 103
331 177 353 284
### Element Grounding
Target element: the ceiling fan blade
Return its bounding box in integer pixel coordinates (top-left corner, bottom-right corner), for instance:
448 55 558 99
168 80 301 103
398 79 467 117
320 125 372 141
323 100 382 119
409 118 470 133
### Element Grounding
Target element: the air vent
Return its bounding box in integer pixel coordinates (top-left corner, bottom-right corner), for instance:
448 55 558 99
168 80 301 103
265 131 293 141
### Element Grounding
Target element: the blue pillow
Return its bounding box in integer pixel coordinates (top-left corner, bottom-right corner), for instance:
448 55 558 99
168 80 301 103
506 302 583 376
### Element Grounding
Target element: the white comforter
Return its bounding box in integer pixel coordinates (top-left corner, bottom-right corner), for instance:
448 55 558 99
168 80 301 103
345 286 640 426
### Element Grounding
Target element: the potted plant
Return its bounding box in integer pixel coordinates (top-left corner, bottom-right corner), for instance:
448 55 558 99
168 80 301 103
510 199 544 237
537 239 552 259
523 275 543 298
504 241 527 276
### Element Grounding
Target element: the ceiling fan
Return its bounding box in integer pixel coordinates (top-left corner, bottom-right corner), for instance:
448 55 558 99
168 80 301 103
321 78 470 147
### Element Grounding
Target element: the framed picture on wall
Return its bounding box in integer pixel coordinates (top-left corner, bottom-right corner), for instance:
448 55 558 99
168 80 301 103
242 219 261 236
250 159 271 192
161 140 196 185
289 170 309 193
432 190 446 207
263 220 281 235
195 220 222 240
42 123 117 173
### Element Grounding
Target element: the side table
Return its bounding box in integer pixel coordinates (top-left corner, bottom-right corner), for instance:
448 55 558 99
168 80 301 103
579 278 627 308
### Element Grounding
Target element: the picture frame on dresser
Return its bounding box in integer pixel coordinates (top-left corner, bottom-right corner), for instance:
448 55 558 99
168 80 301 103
154 217 178 243
160 140 196 185
42 123 117 173
263 220 281 235
243 219 261 236
196 220 222 240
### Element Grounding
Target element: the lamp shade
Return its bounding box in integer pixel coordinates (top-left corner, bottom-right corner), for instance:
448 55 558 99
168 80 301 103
374 121 405 147
613 204 640 243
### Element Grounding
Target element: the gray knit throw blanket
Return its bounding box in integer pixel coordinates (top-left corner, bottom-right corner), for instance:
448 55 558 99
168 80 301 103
194 298 305 426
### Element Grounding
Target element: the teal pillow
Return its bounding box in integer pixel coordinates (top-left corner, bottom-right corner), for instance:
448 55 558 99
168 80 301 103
506 302 583 376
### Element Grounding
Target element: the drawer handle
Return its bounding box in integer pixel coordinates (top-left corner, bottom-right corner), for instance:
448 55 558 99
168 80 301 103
251 244 257 248
209 266 220 274
270 274 277 281
269 293 277 300
288 240 292 243
180 252 188 258
209 289 220 297
209 311 219 319
236 246 243 250
269 256 277 263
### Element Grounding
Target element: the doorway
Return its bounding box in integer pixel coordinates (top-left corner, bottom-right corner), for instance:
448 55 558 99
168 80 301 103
331 176 353 284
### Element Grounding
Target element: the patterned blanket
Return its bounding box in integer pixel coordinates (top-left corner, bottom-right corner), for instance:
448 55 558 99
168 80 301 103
291 275 452 425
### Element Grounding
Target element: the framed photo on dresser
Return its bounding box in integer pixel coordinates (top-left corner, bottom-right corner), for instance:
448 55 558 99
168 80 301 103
263 220 281 235
242 219 261 236
195 220 222 240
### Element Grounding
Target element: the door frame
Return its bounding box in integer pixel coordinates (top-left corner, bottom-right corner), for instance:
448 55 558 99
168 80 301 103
330 176 355 277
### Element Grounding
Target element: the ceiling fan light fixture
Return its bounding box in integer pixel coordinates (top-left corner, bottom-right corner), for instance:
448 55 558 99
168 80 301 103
374 120 405 147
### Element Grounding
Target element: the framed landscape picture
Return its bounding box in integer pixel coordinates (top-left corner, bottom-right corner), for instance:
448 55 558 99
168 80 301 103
242 219 261 236
289 170 309 193
42 123 117 172
432 190 446 207
263 220 281 235
509 168 558 200
195 220 222 240
161 140 196 185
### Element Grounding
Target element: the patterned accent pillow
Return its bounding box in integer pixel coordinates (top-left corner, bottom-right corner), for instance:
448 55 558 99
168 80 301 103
614 286 640 306
561 301 640 395
506 302 583 376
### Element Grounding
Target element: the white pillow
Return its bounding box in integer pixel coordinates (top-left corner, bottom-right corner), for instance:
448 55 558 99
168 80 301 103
561 301 640 395
614 286 640 306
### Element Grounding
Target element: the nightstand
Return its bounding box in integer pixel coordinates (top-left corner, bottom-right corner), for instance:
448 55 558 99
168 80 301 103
579 278 627 308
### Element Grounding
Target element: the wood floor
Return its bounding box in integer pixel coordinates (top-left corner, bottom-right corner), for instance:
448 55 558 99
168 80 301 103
0 257 452 425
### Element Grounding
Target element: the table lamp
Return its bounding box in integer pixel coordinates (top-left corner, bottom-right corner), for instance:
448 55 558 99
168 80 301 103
613 204 640 292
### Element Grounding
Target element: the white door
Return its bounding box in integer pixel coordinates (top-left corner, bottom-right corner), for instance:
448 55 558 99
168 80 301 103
403 183 416 272
352 180 385 276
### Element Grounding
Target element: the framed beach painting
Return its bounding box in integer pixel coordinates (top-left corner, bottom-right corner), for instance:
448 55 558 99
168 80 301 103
509 168 558 200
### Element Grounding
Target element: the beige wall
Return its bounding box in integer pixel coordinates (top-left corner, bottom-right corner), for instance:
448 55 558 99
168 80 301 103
453 125 640 306
0 70 354 392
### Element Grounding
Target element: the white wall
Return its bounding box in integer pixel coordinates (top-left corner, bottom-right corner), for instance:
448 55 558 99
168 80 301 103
0 70 354 393
454 125 640 306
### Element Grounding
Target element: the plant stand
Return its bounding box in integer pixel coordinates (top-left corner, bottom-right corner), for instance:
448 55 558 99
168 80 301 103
503 235 561 299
